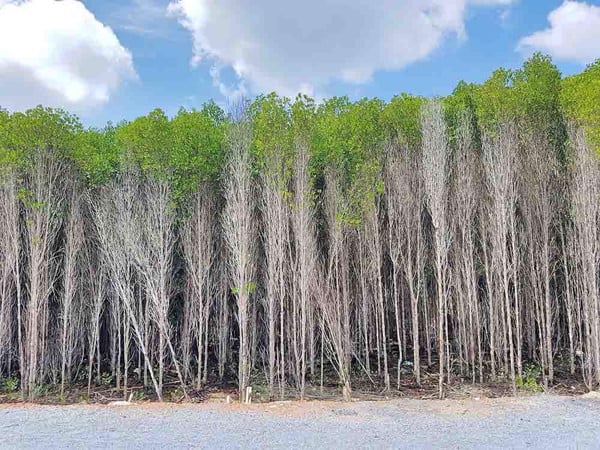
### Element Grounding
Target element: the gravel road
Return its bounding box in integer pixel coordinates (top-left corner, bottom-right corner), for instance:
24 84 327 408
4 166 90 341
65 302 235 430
1 395 600 449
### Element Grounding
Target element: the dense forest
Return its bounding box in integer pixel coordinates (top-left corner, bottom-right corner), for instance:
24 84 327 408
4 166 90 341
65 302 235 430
1 53 600 402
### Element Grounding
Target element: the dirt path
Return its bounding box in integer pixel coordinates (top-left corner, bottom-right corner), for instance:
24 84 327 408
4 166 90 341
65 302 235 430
1 394 599 449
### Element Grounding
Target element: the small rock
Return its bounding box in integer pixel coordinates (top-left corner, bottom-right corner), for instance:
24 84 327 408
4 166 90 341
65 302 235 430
332 409 358 416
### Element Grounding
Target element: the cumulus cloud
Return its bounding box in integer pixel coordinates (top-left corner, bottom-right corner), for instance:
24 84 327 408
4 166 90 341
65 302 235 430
0 0 136 111
167 0 515 98
518 1 600 64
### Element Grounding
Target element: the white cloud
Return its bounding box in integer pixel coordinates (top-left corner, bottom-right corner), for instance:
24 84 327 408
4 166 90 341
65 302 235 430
518 1 600 64
0 0 136 112
167 0 515 98
110 0 172 36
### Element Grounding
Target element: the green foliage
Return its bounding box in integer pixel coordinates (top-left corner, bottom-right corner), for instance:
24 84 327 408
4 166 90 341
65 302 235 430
313 97 385 226
32 383 54 398
249 94 292 158
513 53 562 123
116 108 172 173
132 389 148 401
170 102 226 191
0 108 10 165
382 93 424 149
444 81 480 148
0 106 82 168
0 53 596 210
291 94 317 139
248 93 294 179
101 372 113 386
0 376 19 392
470 53 566 157
561 59 600 153
312 96 352 179
513 53 567 159
72 125 120 185
337 159 384 228
115 103 226 200
231 282 257 296
473 67 515 134
0 108 8 127
516 363 543 392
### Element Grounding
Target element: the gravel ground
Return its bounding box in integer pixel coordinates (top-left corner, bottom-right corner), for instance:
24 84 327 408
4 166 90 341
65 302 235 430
1 395 600 449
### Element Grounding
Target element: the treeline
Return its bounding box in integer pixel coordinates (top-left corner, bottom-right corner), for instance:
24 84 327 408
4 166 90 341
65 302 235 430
1 54 600 402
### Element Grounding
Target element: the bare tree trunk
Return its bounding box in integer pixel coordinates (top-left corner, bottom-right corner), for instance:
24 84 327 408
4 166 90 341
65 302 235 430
320 170 353 401
0 167 21 385
570 127 600 388
261 149 290 398
451 110 481 385
93 169 163 400
482 123 518 393
182 183 217 389
223 117 257 403
291 139 318 399
422 100 450 399
364 198 390 391
60 184 85 397
133 178 187 398
521 130 559 387
22 149 66 399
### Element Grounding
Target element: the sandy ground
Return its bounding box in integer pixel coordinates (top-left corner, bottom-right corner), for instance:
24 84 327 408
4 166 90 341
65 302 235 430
1 394 600 449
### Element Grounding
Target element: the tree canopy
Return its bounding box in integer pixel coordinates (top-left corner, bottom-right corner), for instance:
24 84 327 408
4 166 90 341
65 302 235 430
1 53 598 198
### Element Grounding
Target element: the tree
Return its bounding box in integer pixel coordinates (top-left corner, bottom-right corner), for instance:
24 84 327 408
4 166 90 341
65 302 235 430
21 149 67 399
385 143 425 386
450 109 483 383
482 122 519 390
2 54 600 401
59 175 85 396
181 183 217 388
222 116 257 402
94 169 163 400
569 127 600 387
422 100 451 399
382 93 424 149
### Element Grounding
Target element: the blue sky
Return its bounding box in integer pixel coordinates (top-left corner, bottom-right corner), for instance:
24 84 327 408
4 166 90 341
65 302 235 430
1 0 599 127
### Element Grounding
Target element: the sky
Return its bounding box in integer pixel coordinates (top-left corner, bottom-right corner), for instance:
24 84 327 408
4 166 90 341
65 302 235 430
0 0 599 127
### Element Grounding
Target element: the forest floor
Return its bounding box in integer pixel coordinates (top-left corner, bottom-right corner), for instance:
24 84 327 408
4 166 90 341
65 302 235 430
2 393 600 448
0 359 588 404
